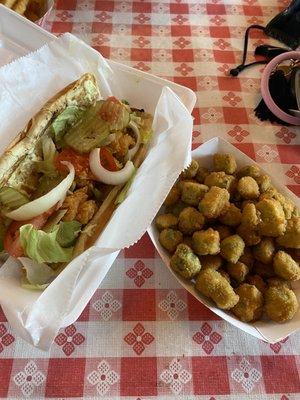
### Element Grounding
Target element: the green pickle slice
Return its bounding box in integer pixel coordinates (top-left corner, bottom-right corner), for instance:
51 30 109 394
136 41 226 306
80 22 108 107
64 101 110 153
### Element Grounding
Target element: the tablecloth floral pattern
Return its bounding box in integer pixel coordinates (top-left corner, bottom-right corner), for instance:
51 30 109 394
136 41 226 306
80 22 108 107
1 0 300 398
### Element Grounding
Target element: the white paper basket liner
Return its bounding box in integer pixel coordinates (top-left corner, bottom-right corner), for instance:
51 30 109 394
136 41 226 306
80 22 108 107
0 33 196 350
148 137 300 344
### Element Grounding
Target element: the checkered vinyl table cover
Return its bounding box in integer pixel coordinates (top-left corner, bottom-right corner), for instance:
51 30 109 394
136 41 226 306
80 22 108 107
0 0 300 398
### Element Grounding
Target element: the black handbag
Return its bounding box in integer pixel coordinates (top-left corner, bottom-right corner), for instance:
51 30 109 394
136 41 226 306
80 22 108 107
230 0 300 77
230 0 300 124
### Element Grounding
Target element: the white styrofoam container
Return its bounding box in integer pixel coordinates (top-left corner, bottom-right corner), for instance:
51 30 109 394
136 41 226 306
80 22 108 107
148 137 300 343
0 4 54 66
0 5 196 112
0 11 197 348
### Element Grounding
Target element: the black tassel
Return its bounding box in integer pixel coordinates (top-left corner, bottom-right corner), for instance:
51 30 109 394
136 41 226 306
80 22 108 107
254 70 297 124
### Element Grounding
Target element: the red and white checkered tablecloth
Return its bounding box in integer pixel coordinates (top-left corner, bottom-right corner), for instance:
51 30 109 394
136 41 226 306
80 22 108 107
1 0 300 398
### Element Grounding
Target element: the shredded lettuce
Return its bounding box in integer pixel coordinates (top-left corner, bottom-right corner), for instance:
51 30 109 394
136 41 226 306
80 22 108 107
131 112 153 144
51 106 84 147
36 136 58 177
43 135 56 162
115 168 136 204
20 224 74 264
56 221 82 248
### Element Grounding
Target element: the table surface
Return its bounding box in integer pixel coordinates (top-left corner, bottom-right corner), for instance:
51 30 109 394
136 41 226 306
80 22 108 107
1 0 300 399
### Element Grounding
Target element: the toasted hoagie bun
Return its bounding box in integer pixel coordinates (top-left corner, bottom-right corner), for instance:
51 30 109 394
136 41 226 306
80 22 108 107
0 73 150 274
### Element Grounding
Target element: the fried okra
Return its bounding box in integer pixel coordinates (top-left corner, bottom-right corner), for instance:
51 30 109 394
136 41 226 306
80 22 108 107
166 200 186 217
195 268 239 310
256 198 287 237
237 165 261 179
214 224 232 240
273 251 300 281
239 247 254 268
260 187 295 220
164 186 181 206
220 234 245 263
246 275 266 294
155 154 300 325
255 174 271 193
278 193 295 220
253 238 275 265
170 244 201 279
265 286 298 323
199 186 230 219
159 229 183 253
227 261 249 283
265 188 294 219
241 203 260 228
232 284 263 322
267 277 291 289
156 214 178 231
237 176 260 200
178 207 205 235
192 228 220 256
181 160 199 179
213 153 237 174
219 204 242 227
199 255 223 270
219 269 231 283
276 216 300 249
195 166 209 183
180 182 208 206
237 203 261 246
237 224 261 246
204 172 236 192
241 200 255 209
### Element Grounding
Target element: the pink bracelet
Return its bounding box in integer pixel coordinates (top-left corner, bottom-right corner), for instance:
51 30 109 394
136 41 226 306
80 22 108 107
260 51 300 126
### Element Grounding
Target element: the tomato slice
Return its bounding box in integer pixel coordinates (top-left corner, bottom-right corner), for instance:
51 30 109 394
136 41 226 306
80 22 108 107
55 147 117 177
4 208 54 258
55 148 94 179
100 147 118 172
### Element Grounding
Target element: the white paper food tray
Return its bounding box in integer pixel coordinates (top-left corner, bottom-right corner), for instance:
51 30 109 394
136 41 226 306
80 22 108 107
148 137 300 344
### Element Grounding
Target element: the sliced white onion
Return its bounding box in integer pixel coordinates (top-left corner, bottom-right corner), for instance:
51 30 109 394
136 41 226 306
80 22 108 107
126 121 141 161
89 148 134 185
5 161 75 221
